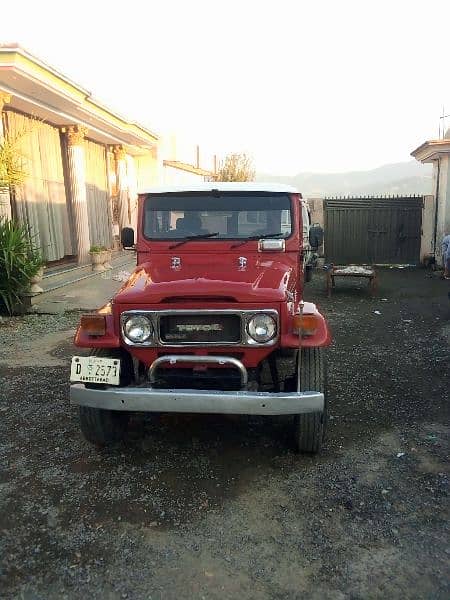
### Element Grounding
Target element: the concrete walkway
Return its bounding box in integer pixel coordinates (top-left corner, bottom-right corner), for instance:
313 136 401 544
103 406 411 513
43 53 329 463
32 255 136 313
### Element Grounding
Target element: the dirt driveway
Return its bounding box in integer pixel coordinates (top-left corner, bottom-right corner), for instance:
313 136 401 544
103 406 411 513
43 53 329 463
0 269 448 599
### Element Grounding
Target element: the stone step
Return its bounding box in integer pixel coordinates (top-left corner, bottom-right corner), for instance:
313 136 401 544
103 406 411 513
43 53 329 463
41 263 93 292
31 252 136 299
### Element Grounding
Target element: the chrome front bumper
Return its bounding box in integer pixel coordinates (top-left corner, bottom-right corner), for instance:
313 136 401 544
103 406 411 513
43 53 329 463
70 385 324 416
70 353 324 416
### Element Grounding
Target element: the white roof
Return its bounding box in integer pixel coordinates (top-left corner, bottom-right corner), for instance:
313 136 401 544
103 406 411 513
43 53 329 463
139 182 299 194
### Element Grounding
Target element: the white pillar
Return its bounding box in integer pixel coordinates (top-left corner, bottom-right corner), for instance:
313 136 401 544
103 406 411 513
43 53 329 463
113 145 130 232
435 155 450 266
0 92 12 220
125 154 138 230
63 125 91 264
420 195 436 263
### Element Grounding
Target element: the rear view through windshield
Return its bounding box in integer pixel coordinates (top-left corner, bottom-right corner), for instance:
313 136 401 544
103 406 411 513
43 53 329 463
143 192 292 240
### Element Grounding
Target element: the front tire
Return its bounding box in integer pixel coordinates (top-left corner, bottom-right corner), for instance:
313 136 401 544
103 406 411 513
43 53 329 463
290 347 327 454
79 348 132 446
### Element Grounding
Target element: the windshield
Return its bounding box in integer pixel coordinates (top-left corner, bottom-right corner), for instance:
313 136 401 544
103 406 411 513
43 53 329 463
143 192 292 240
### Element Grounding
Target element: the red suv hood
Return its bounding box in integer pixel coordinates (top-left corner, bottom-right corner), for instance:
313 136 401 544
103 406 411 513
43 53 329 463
114 254 298 304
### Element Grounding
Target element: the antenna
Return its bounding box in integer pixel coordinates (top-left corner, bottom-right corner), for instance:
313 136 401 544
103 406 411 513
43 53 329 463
439 105 450 139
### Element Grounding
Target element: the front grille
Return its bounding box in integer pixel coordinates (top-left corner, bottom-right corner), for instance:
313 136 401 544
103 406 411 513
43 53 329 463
159 313 241 344
153 368 242 390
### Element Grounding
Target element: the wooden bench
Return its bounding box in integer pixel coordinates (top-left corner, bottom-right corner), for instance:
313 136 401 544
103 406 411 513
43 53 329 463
325 264 378 297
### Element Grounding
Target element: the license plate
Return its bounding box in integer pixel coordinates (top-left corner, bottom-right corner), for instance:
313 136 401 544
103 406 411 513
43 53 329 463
70 356 120 385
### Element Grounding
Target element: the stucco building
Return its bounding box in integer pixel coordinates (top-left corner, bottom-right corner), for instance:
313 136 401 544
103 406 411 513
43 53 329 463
411 133 450 265
0 45 212 266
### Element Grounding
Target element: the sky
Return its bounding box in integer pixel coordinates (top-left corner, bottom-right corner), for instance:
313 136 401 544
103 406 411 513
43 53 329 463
1 0 450 175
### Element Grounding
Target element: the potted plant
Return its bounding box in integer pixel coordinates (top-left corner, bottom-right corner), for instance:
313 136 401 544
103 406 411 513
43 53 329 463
89 245 107 272
102 247 113 270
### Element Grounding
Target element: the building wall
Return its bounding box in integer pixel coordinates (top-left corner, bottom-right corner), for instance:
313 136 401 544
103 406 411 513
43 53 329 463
307 198 324 228
438 157 450 262
420 194 436 263
429 157 450 265
2 109 156 262
161 165 206 185
0 47 160 263
5 110 73 261
135 152 159 191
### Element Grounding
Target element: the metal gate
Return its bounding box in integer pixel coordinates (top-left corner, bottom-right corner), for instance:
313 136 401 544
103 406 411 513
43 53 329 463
324 195 423 264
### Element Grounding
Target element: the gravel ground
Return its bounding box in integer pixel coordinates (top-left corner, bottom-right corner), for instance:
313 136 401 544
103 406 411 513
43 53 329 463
0 268 449 599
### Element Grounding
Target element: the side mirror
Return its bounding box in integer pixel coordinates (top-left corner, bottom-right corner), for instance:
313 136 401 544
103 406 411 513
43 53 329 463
121 227 135 249
309 224 324 250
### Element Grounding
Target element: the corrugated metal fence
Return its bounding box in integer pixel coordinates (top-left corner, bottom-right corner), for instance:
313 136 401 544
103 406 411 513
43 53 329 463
324 195 423 264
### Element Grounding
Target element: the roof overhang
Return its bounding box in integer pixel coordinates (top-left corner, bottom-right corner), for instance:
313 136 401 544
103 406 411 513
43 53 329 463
163 160 212 177
411 139 450 163
0 45 158 154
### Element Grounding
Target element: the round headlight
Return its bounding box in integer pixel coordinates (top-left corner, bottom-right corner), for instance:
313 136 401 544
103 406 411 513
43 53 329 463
123 315 153 343
247 314 277 343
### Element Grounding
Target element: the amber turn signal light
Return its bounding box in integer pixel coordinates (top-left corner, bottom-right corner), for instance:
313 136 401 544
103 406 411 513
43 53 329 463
293 313 319 336
80 314 106 336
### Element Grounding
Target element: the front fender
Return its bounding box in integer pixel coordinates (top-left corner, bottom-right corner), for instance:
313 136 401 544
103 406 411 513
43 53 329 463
281 301 331 348
74 313 120 348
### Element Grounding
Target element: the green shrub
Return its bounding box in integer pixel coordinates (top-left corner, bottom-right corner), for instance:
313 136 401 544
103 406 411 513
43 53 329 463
89 245 107 253
0 217 44 315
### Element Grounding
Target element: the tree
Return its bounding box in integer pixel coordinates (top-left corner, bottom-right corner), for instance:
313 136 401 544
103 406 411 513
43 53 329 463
0 132 28 193
0 121 43 314
213 152 255 182
0 117 43 195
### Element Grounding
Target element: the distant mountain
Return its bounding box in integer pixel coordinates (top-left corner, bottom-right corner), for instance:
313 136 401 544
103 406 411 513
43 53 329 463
256 161 433 197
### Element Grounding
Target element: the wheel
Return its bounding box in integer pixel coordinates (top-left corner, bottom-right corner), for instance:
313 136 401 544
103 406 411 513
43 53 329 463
78 348 132 446
288 347 327 454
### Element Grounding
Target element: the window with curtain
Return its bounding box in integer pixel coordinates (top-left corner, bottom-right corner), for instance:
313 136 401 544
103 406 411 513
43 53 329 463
84 138 113 249
5 111 73 261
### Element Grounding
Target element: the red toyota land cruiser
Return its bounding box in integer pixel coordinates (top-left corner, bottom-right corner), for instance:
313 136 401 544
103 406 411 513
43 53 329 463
70 183 331 453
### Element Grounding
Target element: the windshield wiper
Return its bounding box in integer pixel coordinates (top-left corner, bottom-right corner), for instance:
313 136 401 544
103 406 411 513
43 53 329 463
230 232 284 249
169 232 219 249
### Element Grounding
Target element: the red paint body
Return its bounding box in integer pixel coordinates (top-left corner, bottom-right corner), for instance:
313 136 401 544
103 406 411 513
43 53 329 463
75 192 331 371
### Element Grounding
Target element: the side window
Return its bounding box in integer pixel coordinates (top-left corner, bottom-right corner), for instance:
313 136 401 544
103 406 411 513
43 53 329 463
281 209 290 234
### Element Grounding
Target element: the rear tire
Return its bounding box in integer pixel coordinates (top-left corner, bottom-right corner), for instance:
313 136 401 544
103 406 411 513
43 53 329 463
79 348 132 446
290 347 327 454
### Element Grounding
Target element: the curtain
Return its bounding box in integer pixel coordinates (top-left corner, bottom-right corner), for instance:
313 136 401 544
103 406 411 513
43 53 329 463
5 111 72 261
84 139 113 248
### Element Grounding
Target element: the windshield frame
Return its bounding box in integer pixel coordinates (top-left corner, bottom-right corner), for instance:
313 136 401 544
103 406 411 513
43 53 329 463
141 191 295 243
